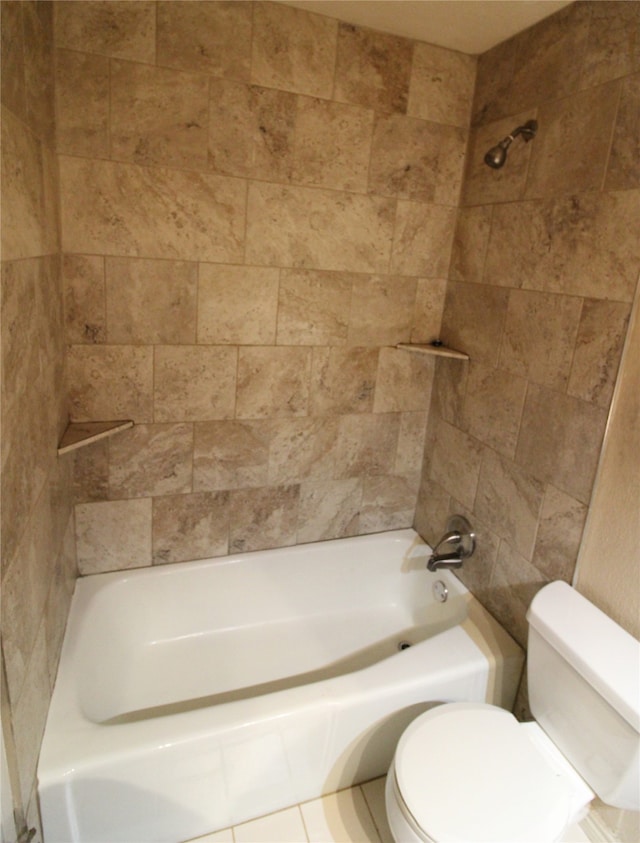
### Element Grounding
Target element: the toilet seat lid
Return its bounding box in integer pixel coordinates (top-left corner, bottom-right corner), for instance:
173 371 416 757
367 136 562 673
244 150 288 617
395 702 571 843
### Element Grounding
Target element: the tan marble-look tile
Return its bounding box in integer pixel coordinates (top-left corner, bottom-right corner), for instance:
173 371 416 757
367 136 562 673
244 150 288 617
198 264 279 345
297 478 362 543
448 500 500 601
268 417 339 484
369 115 466 205
67 345 153 423
408 43 476 128
55 49 109 158
430 356 468 428
516 383 608 504
531 485 587 583
1 1 25 120
484 192 640 301
105 257 197 344
310 347 378 416
193 420 271 492
605 72 640 191
360 474 419 533
292 96 374 193
246 182 394 274
348 274 416 346
499 289 583 391
567 299 631 409
229 484 300 553
54 1 155 62
471 37 518 127
110 60 209 170
208 79 296 182
23 0 55 144
474 448 545 560
505 2 590 115
581 1 640 88
373 347 434 414
154 346 237 423
413 476 451 548
1 106 46 261
157 1 252 81
152 491 230 565
449 206 493 285
277 269 351 345
525 82 620 199
440 282 510 367
334 23 412 114
462 111 537 207
108 423 193 500
75 498 152 575
395 411 428 475
236 346 311 419
72 440 109 504
428 417 483 512
390 202 456 278
486 540 549 648
45 516 77 688
336 413 400 478
251 2 337 98
63 254 106 345
410 278 447 344
461 362 528 459
59 156 246 263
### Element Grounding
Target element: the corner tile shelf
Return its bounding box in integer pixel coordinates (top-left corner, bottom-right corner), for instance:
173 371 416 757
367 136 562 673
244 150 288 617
57 420 134 456
396 343 469 360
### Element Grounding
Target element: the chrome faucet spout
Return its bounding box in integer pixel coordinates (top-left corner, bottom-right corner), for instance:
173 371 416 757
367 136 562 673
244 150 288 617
427 552 463 572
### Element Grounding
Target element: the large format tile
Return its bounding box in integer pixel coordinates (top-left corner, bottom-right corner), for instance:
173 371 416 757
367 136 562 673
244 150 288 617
156 1 252 81
581 1 640 88
292 97 374 193
208 79 296 182
348 275 416 346
310 347 378 415
198 264 279 346
360 473 419 532
277 269 351 346
461 362 527 459
440 282 510 367
334 23 412 114
449 206 493 285
152 491 230 565
336 414 400 479
516 384 608 503
605 72 640 191
193 420 270 492
531 485 587 583
236 346 311 419
105 257 197 344
408 43 475 128
252 2 337 99
110 61 209 170
526 82 621 199
373 347 433 414
153 346 237 422
54 1 155 63
229 484 300 553
268 417 339 485
428 418 483 511
297 478 362 543
60 157 246 263
246 182 394 274
1 0 25 120
75 498 152 575
108 423 193 499
55 49 109 158
62 255 106 345
390 202 456 277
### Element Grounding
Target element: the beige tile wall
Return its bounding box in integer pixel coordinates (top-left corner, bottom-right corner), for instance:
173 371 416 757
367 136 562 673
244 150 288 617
58 0 477 573
1 2 76 839
416 1 640 650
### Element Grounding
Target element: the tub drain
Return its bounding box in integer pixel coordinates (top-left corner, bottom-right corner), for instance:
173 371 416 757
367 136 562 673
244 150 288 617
397 640 412 651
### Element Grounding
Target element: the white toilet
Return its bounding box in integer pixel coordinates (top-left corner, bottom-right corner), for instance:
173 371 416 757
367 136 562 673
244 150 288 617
385 580 640 843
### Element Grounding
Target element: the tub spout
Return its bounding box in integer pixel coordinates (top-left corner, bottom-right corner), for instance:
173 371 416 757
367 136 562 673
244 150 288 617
427 515 476 572
427 552 463 571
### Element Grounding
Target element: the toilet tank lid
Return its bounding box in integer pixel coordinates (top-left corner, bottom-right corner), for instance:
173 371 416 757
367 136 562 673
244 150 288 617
527 582 640 732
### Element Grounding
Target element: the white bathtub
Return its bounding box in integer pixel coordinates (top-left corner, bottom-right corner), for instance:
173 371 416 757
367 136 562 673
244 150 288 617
38 529 523 843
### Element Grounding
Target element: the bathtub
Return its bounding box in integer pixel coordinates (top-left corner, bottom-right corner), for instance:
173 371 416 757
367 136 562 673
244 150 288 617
38 529 523 843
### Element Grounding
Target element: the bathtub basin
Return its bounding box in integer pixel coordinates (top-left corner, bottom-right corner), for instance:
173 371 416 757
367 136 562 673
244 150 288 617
38 529 523 843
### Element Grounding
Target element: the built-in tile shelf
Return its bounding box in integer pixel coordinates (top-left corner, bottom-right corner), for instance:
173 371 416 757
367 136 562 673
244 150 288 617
396 343 469 360
57 420 134 456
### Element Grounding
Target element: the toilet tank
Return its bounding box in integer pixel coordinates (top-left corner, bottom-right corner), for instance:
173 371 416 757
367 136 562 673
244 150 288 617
527 581 640 811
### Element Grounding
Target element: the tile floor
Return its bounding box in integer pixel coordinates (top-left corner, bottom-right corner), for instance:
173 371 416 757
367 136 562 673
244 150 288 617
184 776 593 843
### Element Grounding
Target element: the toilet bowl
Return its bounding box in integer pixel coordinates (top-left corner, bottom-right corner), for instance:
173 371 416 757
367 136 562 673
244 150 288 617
385 702 594 843
385 582 640 843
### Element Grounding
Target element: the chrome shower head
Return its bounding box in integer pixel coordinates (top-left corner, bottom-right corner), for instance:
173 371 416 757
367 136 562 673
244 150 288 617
484 119 538 169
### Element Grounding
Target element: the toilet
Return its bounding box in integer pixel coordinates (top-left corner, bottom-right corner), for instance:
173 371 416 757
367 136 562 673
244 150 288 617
385 581 640 843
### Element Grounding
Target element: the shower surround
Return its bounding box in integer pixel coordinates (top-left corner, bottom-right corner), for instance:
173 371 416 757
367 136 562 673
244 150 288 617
58 1 476 571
